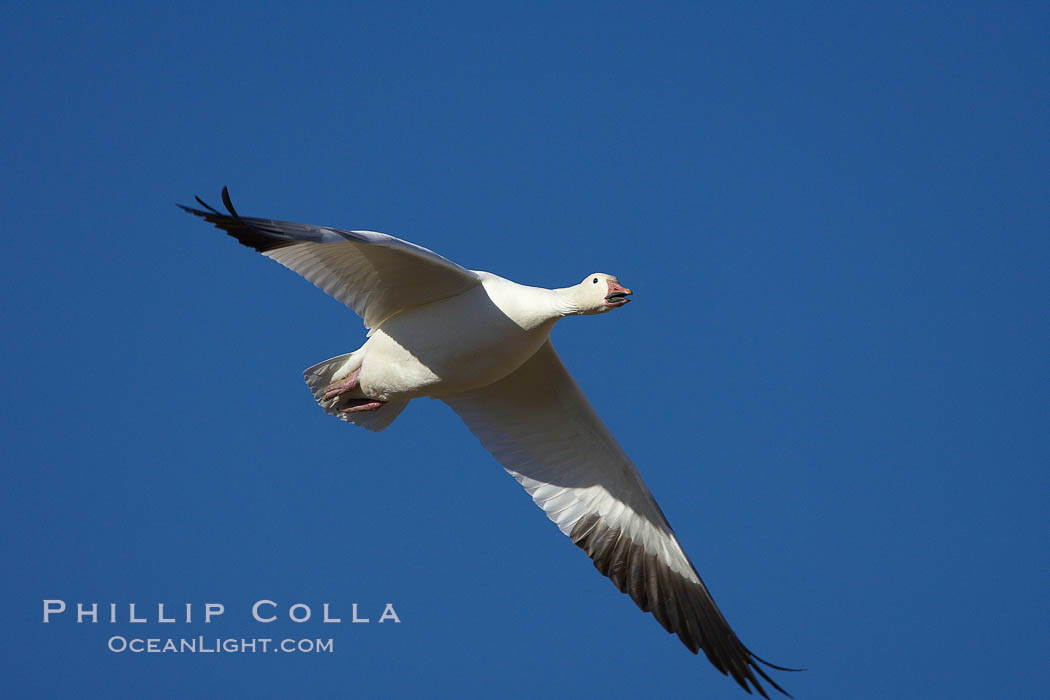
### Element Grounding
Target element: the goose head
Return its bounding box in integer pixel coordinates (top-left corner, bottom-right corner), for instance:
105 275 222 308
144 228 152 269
566 273 633 315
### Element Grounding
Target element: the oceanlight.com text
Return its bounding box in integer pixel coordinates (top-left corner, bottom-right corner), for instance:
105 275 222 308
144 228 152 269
107 636 334 654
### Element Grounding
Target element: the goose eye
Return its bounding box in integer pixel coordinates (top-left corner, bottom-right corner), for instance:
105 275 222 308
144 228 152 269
592 278 598 283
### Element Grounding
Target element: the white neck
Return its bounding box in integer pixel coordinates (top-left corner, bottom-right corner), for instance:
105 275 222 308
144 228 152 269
550 286 587 317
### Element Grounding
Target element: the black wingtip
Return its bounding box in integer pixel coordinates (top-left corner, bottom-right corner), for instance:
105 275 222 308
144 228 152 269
221 186 239 217
177 188 242 221
179 187 300 254
751 650 806 674
191 194 222 215
749 656 799 698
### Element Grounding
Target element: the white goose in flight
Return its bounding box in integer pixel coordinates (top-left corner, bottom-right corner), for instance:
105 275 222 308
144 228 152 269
180 188 796 697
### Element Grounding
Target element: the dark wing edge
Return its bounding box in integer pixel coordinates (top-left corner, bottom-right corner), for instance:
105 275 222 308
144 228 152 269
177 185 341 253
570 512 801 698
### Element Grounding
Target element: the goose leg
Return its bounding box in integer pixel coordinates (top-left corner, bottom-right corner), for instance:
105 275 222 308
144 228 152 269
324 369 360 401
339 399 385 413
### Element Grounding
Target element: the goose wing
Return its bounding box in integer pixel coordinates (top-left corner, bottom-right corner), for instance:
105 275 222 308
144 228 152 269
443 341 791 698
179 188 480 330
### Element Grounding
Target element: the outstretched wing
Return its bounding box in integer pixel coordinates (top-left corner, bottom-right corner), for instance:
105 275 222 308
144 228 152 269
443 341 793 698
179 187 481 330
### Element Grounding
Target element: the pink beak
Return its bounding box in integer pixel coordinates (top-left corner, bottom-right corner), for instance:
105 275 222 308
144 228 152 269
604 280 633 306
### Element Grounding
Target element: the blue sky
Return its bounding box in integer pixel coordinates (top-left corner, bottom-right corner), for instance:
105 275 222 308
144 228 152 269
2 2 1047 698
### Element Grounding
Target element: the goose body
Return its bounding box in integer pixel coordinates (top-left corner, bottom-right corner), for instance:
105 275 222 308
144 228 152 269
180 188 794 698
352 273 563 401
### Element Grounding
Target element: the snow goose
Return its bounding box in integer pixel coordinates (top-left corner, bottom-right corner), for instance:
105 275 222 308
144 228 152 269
180 188 796 697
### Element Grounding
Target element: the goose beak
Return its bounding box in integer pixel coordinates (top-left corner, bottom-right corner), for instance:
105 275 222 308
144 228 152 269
604 280 633 306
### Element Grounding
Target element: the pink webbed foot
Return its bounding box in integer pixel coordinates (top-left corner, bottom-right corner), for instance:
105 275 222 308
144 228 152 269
323 369 360 401
339 399 385 413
